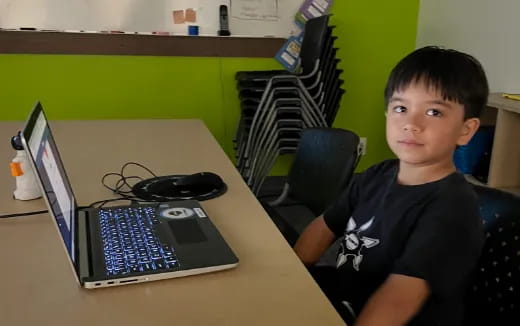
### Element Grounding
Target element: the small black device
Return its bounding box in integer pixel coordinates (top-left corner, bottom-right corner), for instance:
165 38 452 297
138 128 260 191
218 5 231 36
132 172 227 202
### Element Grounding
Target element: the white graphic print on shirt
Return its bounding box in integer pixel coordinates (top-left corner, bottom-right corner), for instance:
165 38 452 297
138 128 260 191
337 216 380 271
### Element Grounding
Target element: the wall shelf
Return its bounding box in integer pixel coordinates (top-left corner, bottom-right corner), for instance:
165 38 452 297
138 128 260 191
0 30 286 57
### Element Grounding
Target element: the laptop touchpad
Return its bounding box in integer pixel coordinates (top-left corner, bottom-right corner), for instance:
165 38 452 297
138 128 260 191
168 219 207 244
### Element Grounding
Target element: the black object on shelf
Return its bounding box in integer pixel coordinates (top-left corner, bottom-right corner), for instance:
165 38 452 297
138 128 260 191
218 5 231 36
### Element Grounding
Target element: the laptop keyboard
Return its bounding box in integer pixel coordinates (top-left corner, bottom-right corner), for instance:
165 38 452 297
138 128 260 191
98 206 179 276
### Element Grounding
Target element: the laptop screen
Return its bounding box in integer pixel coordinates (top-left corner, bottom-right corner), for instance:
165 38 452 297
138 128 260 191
22 103 77 262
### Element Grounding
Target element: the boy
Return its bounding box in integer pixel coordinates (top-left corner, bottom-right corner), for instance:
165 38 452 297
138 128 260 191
294 46 488 325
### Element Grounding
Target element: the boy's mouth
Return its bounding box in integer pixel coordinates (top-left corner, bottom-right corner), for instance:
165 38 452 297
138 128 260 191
398 139 424 146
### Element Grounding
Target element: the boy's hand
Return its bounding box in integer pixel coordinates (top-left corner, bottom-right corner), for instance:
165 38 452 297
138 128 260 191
355 274 430 326
294 216 336 265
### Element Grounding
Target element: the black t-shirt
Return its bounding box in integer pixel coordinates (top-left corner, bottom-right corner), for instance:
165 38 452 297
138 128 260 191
323 159 484 325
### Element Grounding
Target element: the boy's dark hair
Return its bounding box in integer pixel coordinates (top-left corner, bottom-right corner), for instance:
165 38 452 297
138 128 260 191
384 46 489 119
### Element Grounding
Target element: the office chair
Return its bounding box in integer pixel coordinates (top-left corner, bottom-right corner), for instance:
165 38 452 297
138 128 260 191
238 87 327 170
235 15 331 83
245 90 325 156
245 117 305 172
235 14 336 135
236 99 311 170
252 137 302 193
248 129 303 192
261 127 361 246
463 185 520 325
234 15 345 186
234 99 305 163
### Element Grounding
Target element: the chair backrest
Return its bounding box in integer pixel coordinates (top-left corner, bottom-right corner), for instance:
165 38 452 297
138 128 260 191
464 185 520 325
286 127 360 216
299 15 330 75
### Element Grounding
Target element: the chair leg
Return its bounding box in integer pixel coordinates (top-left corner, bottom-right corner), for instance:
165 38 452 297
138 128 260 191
268 183 290 206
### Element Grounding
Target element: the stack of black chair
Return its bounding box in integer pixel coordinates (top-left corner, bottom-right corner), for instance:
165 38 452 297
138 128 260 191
234 15 345 194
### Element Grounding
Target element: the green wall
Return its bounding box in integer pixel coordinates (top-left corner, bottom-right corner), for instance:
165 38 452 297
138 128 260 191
328 0 419 170
0 0 419 173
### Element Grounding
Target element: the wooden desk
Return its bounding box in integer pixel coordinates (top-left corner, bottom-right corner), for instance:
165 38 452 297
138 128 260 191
0 119 344 326
486 93 520 196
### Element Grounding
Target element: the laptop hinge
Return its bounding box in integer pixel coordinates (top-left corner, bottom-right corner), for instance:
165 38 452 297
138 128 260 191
77 210 93 281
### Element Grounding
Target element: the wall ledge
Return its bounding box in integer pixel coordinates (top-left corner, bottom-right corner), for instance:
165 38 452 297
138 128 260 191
0 31 285 57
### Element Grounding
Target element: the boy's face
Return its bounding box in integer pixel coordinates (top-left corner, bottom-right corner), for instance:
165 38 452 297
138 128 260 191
386 81 480 167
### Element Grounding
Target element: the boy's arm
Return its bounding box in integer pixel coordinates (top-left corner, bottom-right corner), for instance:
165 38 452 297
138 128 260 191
293 216 336 265
355 274 430 326
294 171 362 266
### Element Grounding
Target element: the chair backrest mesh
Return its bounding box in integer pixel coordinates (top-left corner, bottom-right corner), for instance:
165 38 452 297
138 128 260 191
287 127 359 216
464 185 520 325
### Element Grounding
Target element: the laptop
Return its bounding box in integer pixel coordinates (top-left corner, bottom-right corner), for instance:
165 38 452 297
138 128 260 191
21 102 239 289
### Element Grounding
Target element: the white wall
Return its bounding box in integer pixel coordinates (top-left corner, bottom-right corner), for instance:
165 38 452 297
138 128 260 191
416 0 520 93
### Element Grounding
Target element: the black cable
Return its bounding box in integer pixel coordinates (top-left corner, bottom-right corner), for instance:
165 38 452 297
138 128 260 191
2 162 158 218
0 210 48 218
95 162 160 208
123 162 156 177
101 162 156 197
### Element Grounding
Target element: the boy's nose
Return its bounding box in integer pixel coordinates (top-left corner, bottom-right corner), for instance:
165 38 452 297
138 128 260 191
403 123 420 132
402 114 423 132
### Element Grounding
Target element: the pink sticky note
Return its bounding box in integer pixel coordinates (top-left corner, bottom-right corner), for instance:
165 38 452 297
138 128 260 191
185 8 197 23
173 10 185 24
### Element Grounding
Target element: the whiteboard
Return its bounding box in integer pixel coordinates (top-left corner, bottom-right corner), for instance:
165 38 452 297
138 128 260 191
0 0 304 37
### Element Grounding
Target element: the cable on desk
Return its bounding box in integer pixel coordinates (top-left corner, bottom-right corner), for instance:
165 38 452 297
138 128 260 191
2 162 158 217
92 162 159 208
101 162 156 197
0 210 48 218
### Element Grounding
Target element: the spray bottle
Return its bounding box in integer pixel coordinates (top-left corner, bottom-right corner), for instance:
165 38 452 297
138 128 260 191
10 132 42 200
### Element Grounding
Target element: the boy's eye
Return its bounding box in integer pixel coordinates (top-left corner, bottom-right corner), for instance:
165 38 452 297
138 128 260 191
393 106 406 113
426 109 442 117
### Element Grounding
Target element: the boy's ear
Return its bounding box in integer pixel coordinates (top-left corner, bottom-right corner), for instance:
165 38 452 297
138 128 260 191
457 118 480 146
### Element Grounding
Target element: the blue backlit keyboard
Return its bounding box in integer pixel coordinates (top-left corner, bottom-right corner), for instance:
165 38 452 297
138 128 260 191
98 206 179 276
